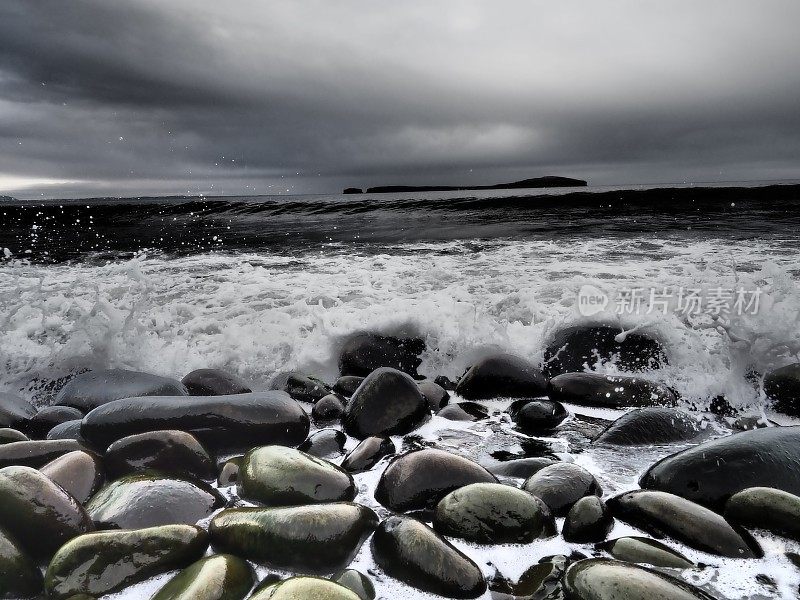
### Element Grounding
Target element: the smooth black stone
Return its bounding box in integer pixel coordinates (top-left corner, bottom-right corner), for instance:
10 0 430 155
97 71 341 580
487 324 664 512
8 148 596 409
764 363 800 416
269 371 330 403
0 526 43 598
338 332 425 377
0 392 36 429
433 482 556 543
607 490 761 558
455 353 547 400
181 368 251 396
0 466 94 563
418 380 450 411
0 428 28 444
522 463 602 516
563 496 613 543
0 439 84 469
40 450 104 504
333 569 375 600
333 376 364 397
548 372 676 408
639 426 800 510
311 394 346 422
298 428 347 458
151 554 256 600
595 407 703 445
375 448 497 512
46 419 84 442
343 368 430 439
563 559 715 600
543 325 666 377
55 369 187 412
86 473 225 529
44 524 209 598
239 446 355 506
510 399 568 433
437 402 488 422
217 456 242 487
487 457 560 479
210 503 378 574
105 430 217 481
80 392 309 452
725 487 800 542
26 406 84 439
597 536 694 568
371 516 486 598
341 436 395 473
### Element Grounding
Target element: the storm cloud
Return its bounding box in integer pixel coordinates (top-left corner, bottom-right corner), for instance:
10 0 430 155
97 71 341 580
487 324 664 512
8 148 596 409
1 0 799 198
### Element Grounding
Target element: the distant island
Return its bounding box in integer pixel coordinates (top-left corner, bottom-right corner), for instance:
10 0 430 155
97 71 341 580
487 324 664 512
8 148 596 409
343 175 587 194
0 196 17 202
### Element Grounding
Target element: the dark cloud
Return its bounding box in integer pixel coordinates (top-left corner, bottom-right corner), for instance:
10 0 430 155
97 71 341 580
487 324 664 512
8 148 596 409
1 0 799 198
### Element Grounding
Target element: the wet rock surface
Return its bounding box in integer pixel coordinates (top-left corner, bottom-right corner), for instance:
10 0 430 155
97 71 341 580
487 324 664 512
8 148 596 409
548 372 677 408
0 427 28 444
86 472 225 529
105 430 217 481
0 526 43 598
418 379 450 411
456 353 547 400
298 428 347 458
40 450 104 503
343 367 430 438
509 398 568 433
151 554 255 600
341 436 395 473
562 496 613 543
333 569 376 600
210 503 378 574
269 371 330 404
333 375 365 397
724 487 800 542
251 576 361 600
598 536 695 568
0 438 84 468
372 516 487 598
0 392 37 429
181 368 251 396
522 463 602 516
595 407 703 445
55 369 187 412
764 363 800 416
311 393 346 422
27 405 84 438
436 401 489 422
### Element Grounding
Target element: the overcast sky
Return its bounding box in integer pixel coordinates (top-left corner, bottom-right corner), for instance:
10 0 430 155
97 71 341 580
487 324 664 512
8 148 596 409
1 1 799 199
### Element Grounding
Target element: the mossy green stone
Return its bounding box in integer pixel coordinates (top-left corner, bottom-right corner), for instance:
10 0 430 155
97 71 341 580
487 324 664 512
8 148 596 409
724 486 800 541
0 526 42 598
210 503 378 574
250 577 361 600
239 446 355 506
151 554 255 600
44 525 208 599
599 536 695 569
433 482 555 543
0 465 94 563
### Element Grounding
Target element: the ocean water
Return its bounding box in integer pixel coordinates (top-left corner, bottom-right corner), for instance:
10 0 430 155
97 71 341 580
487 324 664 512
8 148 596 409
2 182 800 598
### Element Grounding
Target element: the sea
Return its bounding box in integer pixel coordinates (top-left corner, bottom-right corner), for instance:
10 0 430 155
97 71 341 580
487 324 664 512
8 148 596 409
1 181 800 598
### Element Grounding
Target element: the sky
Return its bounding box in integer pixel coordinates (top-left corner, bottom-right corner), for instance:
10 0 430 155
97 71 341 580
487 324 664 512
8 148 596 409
1 1 799 199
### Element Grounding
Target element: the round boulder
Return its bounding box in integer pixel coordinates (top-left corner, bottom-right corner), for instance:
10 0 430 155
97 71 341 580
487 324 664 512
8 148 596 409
0 439 84 469
597 536 694 569
0 392 36 429
26 406 84 439
436 402 488 422
456 353 547 400
0 527 42 598
181 368 251 396
595 407 702 445
341 436 395 473
311 394 346 422
151 554 256 600
522 463 602 516
562 496 613 543
298 428 347 458
510 399 568 433
104 430 216 481
55 369 187 412
251 577 361 600
724 487 800 542
269 371 330 404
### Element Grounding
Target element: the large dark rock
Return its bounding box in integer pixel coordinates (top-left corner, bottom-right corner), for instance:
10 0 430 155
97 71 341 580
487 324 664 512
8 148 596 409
724 487 800 542
375 448 497 512
0 439 84 469
269 371 330 403
46 420 84 442
639 426 800 510
597 536 694 568
595 407 703 445
341 436 395 473
563 496 613 543
0 466 94 562
55 369 187 412
210 503 378 574
548 372 676 408
151 554 256 600
418 380 450 411
509 399 568 433
26 406 84 439
251 577 361 600
433 482 555 543
543 325 666 377
298 428 347 458
0 527 42 598
607 490 761 558
0 392 36 429
455 353 547 400
522 463 602 516
311 393 346 422
239 446 355 506
80 392 309 452
86 473 225 529
40 450 104 504
105 430 216 481
764 363 800 416
339 332 425 378
563 559 715 600
343 368 430 439
181 368 251 396
371 516 486 598
44 525 208 599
